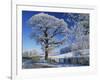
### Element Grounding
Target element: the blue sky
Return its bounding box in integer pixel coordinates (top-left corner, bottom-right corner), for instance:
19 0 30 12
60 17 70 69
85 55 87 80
22 11 87 53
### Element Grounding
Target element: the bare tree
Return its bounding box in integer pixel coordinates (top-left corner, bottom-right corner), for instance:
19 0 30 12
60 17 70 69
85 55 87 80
28 13 69 60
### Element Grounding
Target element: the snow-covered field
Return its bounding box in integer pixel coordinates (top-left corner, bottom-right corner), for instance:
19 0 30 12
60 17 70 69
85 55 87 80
22 49 89 69
49 49 89 59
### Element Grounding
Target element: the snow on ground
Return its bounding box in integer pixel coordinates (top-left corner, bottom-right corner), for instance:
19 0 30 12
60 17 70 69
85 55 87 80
49 49 89 59
22 49 89 69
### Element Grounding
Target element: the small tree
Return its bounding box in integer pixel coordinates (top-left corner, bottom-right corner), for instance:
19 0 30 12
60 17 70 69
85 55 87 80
28 13 69 60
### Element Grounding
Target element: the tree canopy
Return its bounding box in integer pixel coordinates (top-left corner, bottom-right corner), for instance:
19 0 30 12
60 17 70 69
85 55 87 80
28 13 69 60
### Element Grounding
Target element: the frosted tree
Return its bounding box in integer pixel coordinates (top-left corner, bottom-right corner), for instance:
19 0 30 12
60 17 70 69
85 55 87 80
28 13 69 60
71 21 89 51
65 13 89 51
23 49 39 57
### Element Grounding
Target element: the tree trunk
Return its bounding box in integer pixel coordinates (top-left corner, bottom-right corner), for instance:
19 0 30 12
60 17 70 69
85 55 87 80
44 28 49 60
45 50 48 60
